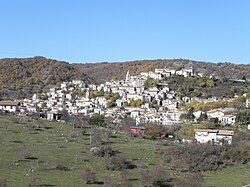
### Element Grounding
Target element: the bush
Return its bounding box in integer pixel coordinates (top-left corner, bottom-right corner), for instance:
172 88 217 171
139 171 154 187
119 170 132 187
82 168 96 184
145 125 162 139
166 140 250 172
91 145 116 157
229 141 250 164
103 176 117 187
88 114 105 127
91 128 110 147
172 173 203 187
56 164 70 171
44 160 59 169
139 165 170 187
0 179 7 187
105 154 128 171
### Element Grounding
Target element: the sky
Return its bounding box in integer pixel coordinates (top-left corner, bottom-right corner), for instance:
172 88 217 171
0 0 250 64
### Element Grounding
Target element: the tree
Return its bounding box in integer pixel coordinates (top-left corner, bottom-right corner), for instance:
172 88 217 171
236 111 250 125
197 112 208 122
107 100 116 108
187 107 195 120
144 77 157 89
88 114 105 127
145 125 162 139
130 99 143 107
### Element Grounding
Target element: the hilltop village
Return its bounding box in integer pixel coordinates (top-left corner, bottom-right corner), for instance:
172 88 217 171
0 66 250 187
0 67 249 130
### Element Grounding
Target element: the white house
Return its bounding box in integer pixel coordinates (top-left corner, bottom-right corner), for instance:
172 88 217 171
219 115 236 126
193 110 204 119
146 87 159 97
246 98 250 108
207 109 225 119
131 110 140 118
194 129 234 145
47 110 63 121
0 100 21 113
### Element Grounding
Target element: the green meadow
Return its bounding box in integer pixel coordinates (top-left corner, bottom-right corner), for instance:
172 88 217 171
0 115 249 187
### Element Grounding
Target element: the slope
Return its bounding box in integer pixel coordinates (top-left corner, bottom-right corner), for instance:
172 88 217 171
0 56 91 99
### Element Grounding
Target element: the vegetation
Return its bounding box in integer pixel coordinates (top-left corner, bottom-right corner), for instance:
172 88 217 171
0 114 249 186
0 56 90 99
73 59 250 85
130 99 144 107
89 90 104 99
144 77 158 89
203 164 250 187
145 125 162 139
88 114 105 127
182 96 247 111
1 57 250 99
104 93 121 107
236 110 250 125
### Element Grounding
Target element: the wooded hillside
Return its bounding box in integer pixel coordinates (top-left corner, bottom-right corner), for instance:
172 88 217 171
0 57 90 99
73 59 250 84
0 57 249 99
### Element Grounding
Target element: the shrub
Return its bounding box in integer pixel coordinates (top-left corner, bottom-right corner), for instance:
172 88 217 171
105 154 127 171
83 168 96 184
91 145 116 157
166 140 250 172
103 176 117 187
120 170 132 187
172 173 203 187
139 166 170 187
56 164 70 171
0 179 7 187
229 141 250 164
45 160 59 169
29 173 40 187
145 125 162 139
139 171 154 187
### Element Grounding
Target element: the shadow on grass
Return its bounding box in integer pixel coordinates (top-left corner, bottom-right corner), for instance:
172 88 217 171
30 131 40 134
96 181 104 185
55 165 71 171
15 159 31 163
129 178 139 181
25 156 38 160
11 140 23 143
127 163 137 169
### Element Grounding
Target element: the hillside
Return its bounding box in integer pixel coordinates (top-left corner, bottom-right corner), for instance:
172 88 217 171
1 57 249 99
0 57 90 99
73 59 250 84
0 115 249 186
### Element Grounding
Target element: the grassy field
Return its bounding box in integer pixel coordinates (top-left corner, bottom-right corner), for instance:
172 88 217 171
203 165 250 187
0 115 165 186
0 115 249 187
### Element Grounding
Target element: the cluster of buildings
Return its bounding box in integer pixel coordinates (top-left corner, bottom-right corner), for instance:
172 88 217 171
0 68 248 131
0 68 198 123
